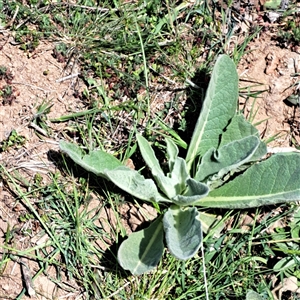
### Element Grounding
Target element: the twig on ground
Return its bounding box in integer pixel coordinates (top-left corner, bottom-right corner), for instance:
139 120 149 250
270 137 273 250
20 259 35 297
267 147 300 153
56 73 81 83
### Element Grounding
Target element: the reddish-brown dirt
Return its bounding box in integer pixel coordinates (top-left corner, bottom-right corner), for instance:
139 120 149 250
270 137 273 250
238 31 300 149
0 31 86 299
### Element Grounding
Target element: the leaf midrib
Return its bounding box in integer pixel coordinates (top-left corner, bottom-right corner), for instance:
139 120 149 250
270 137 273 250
133 220 163 274
202 189 300 203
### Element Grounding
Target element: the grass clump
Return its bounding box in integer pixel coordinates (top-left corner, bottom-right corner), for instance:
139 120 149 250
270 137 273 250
1 163 300 298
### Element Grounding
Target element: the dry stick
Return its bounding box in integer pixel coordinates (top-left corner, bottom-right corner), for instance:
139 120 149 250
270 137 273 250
251 237 300 246
20 259 36 297
56 73 81 83
8 163 54 174
148 66 176 85
267 147 300 153
58 4 109 11
29 122 49 137
185 78 201 89
51 1 144 12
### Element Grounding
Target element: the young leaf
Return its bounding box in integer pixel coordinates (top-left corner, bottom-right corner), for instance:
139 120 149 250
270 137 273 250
220 114 267 161
169 157 189 195
157 119 187 149
59 141 122 177
194 153 300 208
118 216 164 275
163 205 202 260
220 114 257 144
136 134 164 177
185 55 238 171
195 135 260 182
173 178 209 206
137 134 188 199
105 166 170 203
165 137 179 170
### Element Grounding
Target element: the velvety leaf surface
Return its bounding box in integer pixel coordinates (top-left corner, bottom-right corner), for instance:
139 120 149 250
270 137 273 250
163 206 202 260
137 134 188 199
173 178 209 206
136 134 175 198
186 55 238 171
165 137 179 170
136 134 164 177
105 166 170 203
59 141 122 177
195 135 260 182
118 216 164 275
169 157 189 195
195 153 300 208
220 114 267 161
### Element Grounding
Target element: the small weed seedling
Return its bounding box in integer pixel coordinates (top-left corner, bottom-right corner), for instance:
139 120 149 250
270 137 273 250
0 65 16 105
60 55 300 275
31 100 53 137
0 129 26 152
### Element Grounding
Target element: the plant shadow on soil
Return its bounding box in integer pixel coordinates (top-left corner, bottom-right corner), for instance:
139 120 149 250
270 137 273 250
176 67 210 157
47 149 158 276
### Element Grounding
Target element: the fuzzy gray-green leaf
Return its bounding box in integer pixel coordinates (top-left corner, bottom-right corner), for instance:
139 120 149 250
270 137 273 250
186 55 238 171
163 206 202 260
195 135 260 182
59 141 122 178
137 134 188 199
105 166 170 203
137 134 177 198
220 114 267 161
195 153 300 208
165 137 179 170
173 178 209 206
169 157 189 196
118 216 164 275
137 133 163 177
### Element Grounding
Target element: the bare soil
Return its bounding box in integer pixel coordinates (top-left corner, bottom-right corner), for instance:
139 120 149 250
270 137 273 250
0 31 86 299
238 31 300 148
